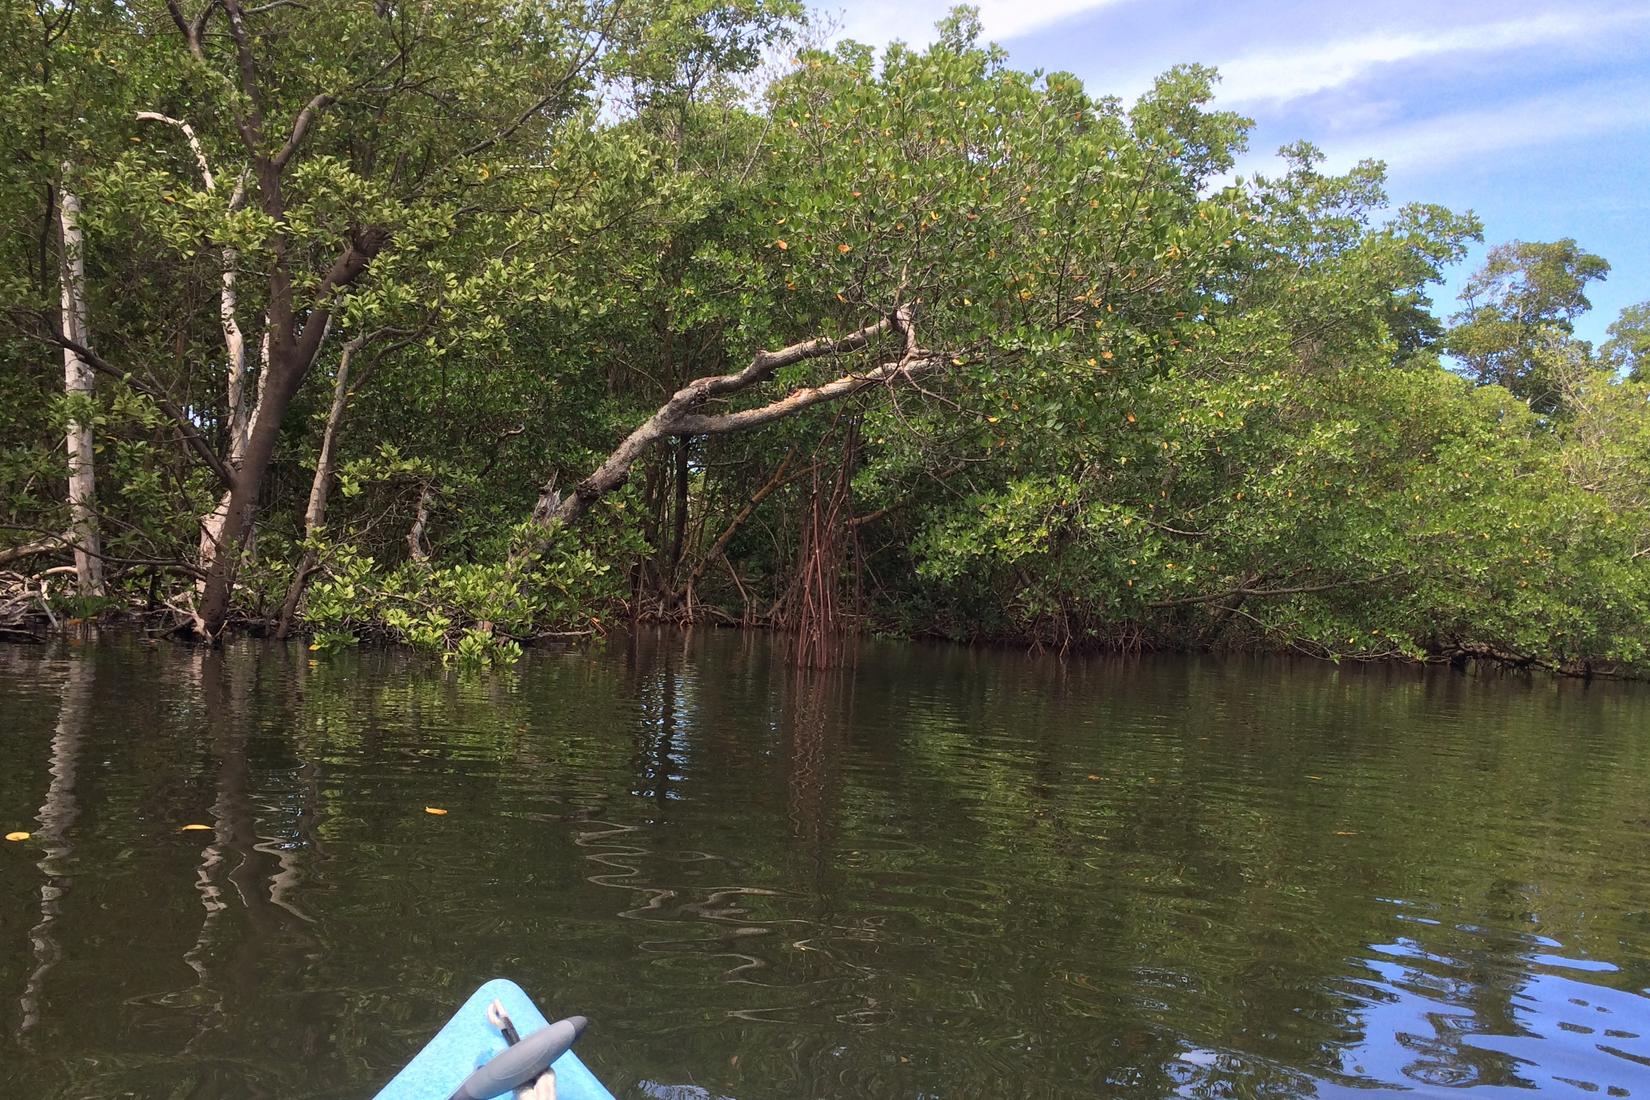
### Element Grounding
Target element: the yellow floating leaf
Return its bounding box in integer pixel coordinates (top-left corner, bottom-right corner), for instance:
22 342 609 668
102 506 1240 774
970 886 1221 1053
180 823 212 831
424 807 449 816
5 831 30 842
1334 831 1358 836
1086 774 1101 781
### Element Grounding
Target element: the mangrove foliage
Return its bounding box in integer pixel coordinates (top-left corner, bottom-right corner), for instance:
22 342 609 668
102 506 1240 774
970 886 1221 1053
2 3 1648 671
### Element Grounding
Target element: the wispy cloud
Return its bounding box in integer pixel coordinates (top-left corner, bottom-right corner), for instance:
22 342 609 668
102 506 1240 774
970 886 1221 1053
1215 7 1650 105
1300 78 1650 175
835 0 1131 49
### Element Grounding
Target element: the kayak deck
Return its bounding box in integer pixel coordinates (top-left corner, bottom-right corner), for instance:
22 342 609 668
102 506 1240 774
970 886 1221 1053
372 979 616 1100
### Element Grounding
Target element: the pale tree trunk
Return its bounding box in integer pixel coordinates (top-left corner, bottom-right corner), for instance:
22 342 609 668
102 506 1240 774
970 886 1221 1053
133 114 255 588
56 180 103 597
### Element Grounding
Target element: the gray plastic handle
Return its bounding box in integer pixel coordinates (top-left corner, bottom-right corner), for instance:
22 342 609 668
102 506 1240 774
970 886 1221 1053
446 1016 587 1100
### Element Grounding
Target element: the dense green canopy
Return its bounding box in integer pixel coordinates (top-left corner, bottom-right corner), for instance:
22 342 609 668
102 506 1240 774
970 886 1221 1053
3 3 1647 672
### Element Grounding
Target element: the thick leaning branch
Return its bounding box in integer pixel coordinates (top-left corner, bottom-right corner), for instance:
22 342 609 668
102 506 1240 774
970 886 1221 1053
673 353 945 436
521 307 943 557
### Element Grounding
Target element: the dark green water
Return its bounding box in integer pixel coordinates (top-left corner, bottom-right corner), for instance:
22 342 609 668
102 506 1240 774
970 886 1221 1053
2 634 1648 1099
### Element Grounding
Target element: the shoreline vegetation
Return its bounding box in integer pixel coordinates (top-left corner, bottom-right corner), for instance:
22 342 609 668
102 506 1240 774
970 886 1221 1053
4 5 1649 677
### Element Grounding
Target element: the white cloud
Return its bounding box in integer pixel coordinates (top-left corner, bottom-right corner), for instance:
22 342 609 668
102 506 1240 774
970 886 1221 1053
1215 8 1650 105
1289 79 1650 176
833 0 1131 49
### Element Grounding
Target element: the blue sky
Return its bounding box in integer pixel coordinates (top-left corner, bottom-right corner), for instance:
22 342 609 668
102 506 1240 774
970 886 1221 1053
823 0 1650 345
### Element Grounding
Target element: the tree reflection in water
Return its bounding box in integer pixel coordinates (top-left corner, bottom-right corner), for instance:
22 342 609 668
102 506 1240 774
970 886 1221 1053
0 634 1646 1098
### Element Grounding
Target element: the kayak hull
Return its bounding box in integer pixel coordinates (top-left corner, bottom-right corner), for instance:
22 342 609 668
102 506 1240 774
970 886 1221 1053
371 979 617 1100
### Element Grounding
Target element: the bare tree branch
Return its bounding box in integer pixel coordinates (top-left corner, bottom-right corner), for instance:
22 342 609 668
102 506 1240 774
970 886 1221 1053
516 307 947 560
135 111 217 190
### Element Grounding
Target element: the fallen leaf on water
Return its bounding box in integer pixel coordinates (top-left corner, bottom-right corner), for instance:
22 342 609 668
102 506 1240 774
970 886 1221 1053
424 807 449 816
5 831 30 842
1334 831 1358 837
1086 774 1101 781
180 824 212 832
1306 775 1323 781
